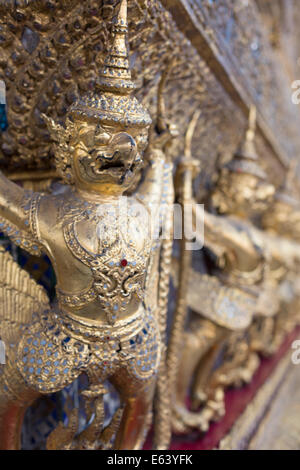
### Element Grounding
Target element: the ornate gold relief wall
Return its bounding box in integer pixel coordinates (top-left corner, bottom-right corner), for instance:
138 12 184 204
2 0 298 189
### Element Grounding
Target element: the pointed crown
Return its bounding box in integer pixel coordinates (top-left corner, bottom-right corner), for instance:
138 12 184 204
275 159 300 207
69 0 151 128
226 106 267 180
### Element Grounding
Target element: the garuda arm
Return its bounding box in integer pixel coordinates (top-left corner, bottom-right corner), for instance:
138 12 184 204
0 171 44 255
135 148 174 312
193 202 300 273
250 226 300 271
135 147 174 451
0 173 49 327
135 149 173 225
192 204 262 272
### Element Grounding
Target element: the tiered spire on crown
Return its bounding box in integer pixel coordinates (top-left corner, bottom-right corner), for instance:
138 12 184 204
226 106 267 180
69 0 151 128
98 0 136 94
275 159 300 207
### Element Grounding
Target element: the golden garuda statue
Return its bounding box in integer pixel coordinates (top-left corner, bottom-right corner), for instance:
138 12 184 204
0 0 174 450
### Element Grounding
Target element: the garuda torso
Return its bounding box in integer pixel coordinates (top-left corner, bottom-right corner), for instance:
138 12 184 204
37 188 153 326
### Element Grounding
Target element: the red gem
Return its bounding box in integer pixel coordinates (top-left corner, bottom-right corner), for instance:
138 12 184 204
120 259 128 267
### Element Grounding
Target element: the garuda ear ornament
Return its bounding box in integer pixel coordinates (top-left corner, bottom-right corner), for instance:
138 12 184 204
43 115 77 184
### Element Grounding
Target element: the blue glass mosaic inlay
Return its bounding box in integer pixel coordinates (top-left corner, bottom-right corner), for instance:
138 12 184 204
0 104 8 131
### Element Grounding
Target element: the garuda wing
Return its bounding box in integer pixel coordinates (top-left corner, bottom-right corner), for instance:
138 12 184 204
0 246 49 341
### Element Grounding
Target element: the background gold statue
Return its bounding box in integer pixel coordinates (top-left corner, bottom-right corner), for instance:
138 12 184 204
170 107 299 433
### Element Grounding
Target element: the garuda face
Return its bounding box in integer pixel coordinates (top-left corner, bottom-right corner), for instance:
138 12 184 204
212 170 275 218
71 120 149 195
